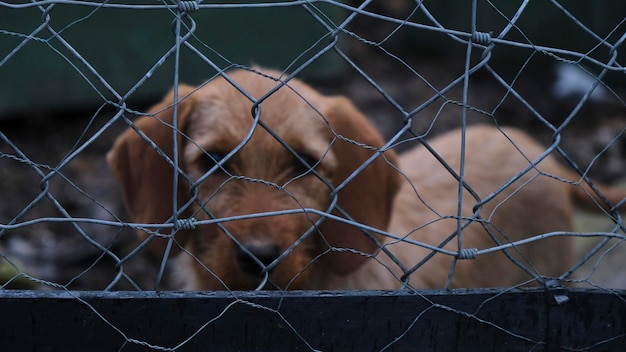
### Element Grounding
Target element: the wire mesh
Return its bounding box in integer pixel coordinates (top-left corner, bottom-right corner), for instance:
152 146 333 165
1 0 626 350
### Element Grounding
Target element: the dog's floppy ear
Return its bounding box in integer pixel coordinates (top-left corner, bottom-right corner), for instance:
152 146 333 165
318 96 400 275
107 84 196 256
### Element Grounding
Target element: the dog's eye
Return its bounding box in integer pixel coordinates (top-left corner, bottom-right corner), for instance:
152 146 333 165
293 153 318 176
200 151 226 173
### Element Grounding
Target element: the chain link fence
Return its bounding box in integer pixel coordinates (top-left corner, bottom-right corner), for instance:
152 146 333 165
1 0 626 350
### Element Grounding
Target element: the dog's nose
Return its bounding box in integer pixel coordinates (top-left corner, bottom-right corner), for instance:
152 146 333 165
236 241 281 274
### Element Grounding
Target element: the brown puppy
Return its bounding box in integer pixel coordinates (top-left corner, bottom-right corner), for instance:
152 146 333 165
107 68 400 290
324 125 626 289
108 68 625 290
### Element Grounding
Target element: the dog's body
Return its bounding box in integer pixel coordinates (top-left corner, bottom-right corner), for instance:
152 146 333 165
326 125 625 289
108 68 625 291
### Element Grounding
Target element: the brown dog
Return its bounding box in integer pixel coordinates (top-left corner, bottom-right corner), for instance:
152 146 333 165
324 125 626 289
107 68 399 290
108 68 625 290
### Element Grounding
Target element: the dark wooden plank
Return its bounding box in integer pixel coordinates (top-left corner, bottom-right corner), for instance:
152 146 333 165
1 288 625 351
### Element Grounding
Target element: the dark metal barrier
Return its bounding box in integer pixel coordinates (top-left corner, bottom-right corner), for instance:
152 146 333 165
3 288 625 351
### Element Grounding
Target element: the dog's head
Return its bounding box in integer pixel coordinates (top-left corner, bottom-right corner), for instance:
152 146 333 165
107 68 399 290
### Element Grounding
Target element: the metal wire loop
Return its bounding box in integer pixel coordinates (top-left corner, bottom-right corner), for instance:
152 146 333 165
177 0 199 13
174 217 197 231
457 248 478 260
472 31 492 45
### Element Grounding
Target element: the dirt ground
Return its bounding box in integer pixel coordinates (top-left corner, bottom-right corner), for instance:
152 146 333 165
1 8 625 291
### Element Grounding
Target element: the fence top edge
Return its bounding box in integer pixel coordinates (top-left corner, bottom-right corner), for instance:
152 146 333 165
0 287 624 300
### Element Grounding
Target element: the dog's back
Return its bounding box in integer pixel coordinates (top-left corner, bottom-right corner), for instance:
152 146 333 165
329 125 625 290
